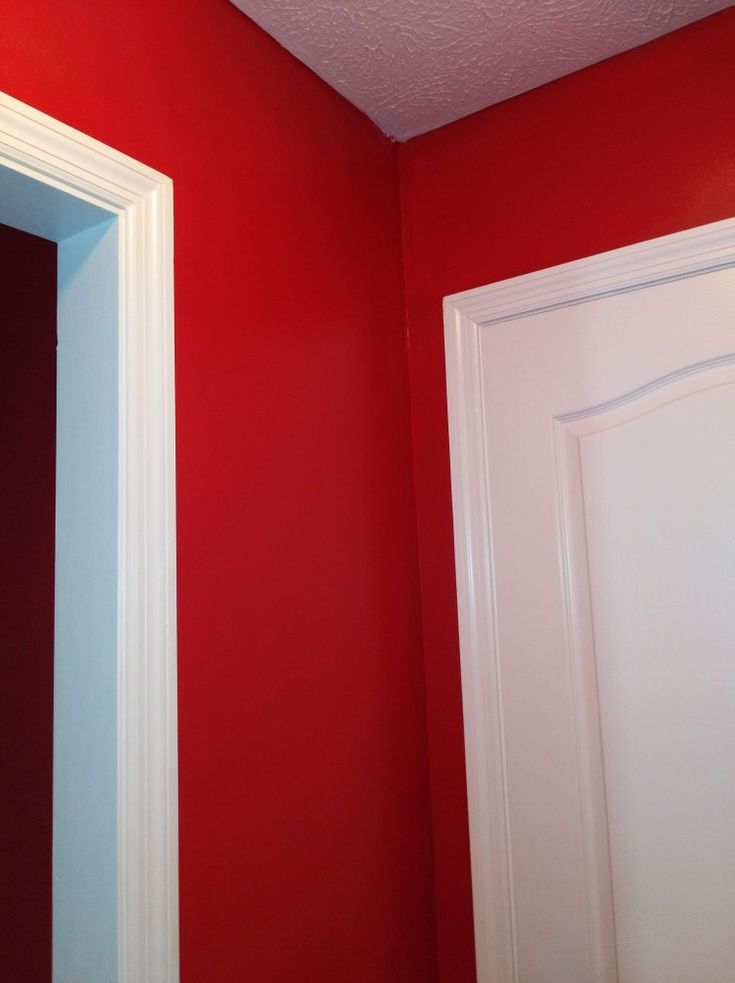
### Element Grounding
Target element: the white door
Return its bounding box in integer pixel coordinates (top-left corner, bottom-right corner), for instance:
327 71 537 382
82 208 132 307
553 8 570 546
444 220 735 983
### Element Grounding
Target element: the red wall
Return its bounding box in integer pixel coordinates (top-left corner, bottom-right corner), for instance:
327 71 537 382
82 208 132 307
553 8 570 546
0 3 436 981
0 224 57 982
6 4 734 982
399 9 735 982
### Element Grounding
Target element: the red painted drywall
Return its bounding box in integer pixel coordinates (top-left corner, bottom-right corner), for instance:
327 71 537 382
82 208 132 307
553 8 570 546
0 223 57 982
7 6 732 983
399 9 735 981
0 3 436 981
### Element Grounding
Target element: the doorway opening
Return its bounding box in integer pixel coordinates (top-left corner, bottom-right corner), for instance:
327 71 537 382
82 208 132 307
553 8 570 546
0 93 178 982
0 222 57 982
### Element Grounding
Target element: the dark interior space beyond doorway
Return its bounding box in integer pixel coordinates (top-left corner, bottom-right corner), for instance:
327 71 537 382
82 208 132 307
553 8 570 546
0 222 57 983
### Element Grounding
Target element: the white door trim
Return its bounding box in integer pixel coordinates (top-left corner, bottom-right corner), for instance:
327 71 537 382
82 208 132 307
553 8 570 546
0 93 178 981
443 216 735 983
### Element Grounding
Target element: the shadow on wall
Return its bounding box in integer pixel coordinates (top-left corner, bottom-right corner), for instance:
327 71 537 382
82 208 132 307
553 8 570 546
0 222 57 983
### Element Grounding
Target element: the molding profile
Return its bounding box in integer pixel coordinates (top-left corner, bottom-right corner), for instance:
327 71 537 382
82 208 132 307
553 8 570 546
447 217 735 326
443 216 735 983
0 93 178 982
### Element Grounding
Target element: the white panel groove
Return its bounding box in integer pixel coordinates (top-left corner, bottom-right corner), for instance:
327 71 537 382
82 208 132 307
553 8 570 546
557 353 735 423
553 423 619 983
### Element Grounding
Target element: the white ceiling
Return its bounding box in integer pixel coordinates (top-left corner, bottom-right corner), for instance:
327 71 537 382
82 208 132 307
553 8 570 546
229 0 730 141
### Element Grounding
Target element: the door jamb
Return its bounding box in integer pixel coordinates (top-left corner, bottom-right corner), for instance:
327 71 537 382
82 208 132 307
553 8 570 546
0 92 178 982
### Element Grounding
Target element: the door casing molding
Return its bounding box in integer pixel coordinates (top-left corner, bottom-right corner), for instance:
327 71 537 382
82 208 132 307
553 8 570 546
443 216 735 983
0 92 178 982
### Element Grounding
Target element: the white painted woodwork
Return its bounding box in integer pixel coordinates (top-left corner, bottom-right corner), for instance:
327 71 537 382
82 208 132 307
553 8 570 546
0 92 178 982
55 219 119 980
444 218 735 983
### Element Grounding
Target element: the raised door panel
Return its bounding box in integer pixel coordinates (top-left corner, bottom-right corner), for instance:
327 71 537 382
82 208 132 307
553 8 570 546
578 379 735 983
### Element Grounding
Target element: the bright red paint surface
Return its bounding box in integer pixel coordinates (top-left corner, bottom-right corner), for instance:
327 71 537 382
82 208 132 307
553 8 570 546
0 224 56 983
0 3 435 981
5 3 735 981
399 10 735 981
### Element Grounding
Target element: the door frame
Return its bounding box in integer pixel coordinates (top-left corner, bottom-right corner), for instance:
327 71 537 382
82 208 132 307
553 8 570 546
443 216 735 983
0 93 178 981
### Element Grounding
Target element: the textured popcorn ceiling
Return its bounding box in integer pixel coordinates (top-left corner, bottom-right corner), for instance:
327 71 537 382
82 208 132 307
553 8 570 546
230 0 730 140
